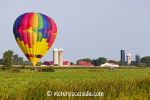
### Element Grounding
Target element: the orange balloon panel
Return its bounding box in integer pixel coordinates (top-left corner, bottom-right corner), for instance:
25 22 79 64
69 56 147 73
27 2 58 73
13 12 57 66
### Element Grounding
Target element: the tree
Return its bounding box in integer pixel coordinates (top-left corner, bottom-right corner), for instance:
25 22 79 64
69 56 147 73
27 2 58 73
108 60 119 64
70 62 74 65
0 59 3 65
97 57 107 66
13 54 19 65
91 57 107 66
13 54 24 65
23 61 31 66
118 60 124 66
3 50 14 67
140 56 150 67
17 57 24 65
91 59 99 66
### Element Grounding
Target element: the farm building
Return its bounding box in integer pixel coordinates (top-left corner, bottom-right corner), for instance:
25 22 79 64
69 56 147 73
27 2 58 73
77 61 93 67
43 61 53 66
100 63 119 67
43 61 70 66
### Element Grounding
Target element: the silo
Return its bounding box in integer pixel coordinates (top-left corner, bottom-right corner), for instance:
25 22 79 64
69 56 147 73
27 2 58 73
53 48 58 65
135 54 140 64
127 53 132 66
120 50 126 65
58 48 63 66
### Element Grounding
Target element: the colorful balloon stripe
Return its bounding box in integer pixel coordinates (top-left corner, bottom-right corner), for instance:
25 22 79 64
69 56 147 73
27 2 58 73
13 12 57 66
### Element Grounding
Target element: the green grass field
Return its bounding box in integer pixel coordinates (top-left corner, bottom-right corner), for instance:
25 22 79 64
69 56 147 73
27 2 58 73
0 67 150 100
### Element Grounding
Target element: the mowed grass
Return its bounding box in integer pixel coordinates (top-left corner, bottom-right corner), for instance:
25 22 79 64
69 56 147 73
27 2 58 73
0 67 149 99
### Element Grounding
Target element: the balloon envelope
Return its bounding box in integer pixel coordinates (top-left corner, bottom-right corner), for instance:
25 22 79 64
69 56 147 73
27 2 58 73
13 12 57 66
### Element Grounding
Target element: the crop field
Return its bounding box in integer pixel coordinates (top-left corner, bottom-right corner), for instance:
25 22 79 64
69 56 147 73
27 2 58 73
0 67 149 100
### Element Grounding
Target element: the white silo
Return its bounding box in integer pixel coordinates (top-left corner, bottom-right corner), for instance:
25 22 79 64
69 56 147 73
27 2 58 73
127 53 132 66
58 48 63 66
53 48 59 65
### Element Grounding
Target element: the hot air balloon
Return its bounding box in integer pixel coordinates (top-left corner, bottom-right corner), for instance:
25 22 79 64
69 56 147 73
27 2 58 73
13 12 57 66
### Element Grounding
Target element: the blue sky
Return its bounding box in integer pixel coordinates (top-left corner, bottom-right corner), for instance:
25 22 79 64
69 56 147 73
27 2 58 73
0 0 150 62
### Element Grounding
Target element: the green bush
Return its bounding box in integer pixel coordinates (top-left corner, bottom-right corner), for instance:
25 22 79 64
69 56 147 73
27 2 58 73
42 67 55 72
21 65 26 69
1 65 10 70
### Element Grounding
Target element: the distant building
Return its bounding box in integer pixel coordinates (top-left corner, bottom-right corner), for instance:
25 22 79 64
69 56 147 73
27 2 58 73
120 50 126 65
100 63 119 67
53 49 59 65
44 48 68 66
135 54 140 64
43 61 53 66
53 48 64 66
58 49 63 66
77 61 93 67
63 61 70 66
43 61 70 66
127 53 132 65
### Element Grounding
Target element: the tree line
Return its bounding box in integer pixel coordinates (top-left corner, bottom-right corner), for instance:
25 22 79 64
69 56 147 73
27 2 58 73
76 57 150 67
0 50 31 67
137 57 150 67
1 50 150 67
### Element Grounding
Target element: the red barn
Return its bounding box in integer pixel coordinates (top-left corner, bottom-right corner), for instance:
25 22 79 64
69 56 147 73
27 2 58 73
43 61 53 66
63 61 70 66
78 61 92 67
43 61 70 66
